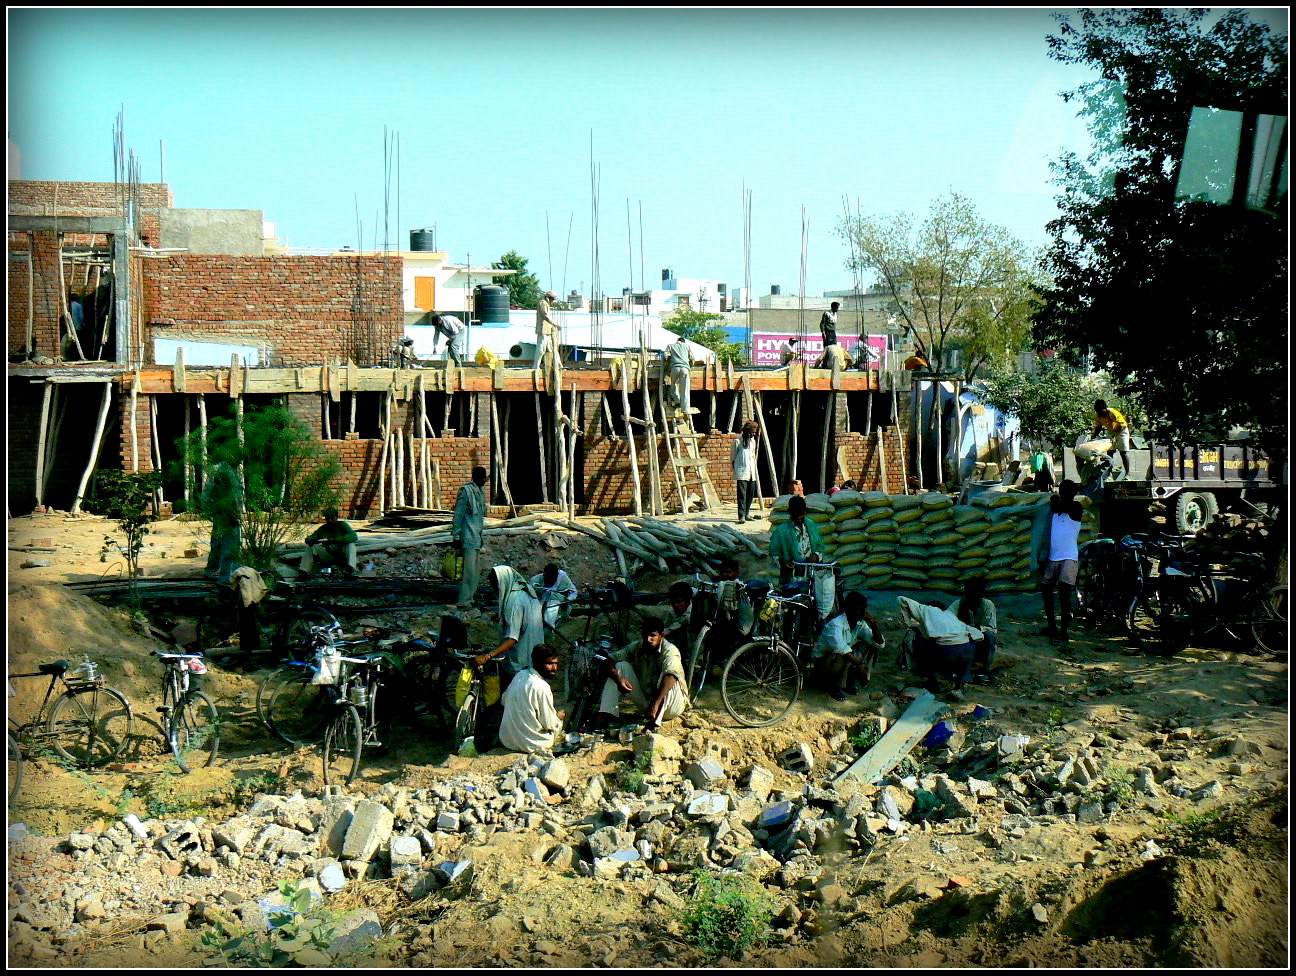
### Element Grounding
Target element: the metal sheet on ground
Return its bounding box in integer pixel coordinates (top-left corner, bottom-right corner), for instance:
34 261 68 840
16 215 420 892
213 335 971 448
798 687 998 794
833 690 946 785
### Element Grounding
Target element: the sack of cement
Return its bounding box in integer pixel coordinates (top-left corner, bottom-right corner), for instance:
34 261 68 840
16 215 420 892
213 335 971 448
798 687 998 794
832 489 865 507
831 505 864 523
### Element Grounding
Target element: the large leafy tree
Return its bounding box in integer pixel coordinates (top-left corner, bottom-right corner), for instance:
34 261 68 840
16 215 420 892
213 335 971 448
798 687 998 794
976 358 1139 452
663 307 747 365
491 250 544 309
838 191 1040 380
1036 9 1287 453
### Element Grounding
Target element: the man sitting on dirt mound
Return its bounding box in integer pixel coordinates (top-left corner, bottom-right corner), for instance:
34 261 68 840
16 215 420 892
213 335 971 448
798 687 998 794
499 644 566 754
597 616 689 731
300 508 359 578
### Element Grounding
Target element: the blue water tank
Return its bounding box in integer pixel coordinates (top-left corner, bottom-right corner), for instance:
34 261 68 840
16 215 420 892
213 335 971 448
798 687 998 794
475 284 511 324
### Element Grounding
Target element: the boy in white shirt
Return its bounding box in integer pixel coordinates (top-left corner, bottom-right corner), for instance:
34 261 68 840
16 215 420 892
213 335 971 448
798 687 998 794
530 563 578 630
813 591 886 700
1038 480 1083 645
498 644 566 755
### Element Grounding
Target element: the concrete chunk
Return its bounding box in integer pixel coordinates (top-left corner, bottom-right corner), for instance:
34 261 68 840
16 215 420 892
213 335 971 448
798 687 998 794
684 759 726 791
539 759 570 793
740 765 775 801
341 800 394 863
779 743 815 774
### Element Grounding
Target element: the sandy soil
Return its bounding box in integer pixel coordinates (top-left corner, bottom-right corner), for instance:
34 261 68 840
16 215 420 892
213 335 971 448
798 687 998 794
5 507 1289 968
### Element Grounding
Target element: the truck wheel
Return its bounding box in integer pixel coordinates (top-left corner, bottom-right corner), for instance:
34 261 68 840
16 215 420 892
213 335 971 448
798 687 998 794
1172 491 1217 535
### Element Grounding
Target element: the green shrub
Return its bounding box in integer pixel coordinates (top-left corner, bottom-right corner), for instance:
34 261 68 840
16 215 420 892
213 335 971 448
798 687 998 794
200 880 338 967
678 868 772 960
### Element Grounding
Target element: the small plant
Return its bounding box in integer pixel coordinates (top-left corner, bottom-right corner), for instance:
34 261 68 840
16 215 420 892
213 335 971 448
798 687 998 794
133 776 197 820
1162 806 1251 860
221 771 287 807
617 746 653 793
849 725 884 752
87 470 165 588
678 868 772 960
200 879 339 967
1103 763 1135 807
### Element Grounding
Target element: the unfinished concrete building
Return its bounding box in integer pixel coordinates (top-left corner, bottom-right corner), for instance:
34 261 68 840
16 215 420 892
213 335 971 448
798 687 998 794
9 180 934 521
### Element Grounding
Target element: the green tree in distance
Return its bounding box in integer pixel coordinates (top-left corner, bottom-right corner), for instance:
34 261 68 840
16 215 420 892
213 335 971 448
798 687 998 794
177 404 341 572
662 307 747 366
491 251 544 309
837 191 1041 380
1036 9 1287 453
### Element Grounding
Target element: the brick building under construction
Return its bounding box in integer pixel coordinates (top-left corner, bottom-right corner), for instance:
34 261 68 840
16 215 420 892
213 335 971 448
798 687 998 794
9 180 925 521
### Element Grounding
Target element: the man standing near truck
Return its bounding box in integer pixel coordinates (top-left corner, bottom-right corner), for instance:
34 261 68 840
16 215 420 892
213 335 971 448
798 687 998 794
1092 400 1132 478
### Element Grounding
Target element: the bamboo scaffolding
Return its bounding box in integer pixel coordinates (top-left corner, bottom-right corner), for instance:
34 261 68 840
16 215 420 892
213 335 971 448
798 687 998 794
70 382 112 515
893 388 907 494
197 394 208 493
536 393 550 503
41 386 66 505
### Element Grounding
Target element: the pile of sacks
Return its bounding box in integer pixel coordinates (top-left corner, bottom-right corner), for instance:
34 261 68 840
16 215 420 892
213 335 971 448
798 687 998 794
770 489 1099 594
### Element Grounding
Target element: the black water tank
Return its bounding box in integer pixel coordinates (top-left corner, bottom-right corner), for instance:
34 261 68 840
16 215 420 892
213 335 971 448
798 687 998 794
475 284 511 323
410 228 437 251
771 284 782 295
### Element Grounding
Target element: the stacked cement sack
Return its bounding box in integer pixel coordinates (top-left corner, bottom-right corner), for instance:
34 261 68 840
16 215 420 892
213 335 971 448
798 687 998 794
769 489 1099 595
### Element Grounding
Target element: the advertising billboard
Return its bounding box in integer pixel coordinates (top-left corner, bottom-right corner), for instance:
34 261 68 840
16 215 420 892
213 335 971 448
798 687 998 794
751 332 888 368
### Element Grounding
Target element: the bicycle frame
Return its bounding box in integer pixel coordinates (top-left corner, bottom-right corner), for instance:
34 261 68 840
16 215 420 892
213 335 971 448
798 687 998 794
7 665 97 737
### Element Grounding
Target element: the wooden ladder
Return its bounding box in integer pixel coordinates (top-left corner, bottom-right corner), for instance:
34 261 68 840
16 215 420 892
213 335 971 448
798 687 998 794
658 367 717 514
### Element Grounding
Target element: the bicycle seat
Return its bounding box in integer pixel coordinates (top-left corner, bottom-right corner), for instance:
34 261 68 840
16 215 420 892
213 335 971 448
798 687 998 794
779 581 811 598
39 661 70 676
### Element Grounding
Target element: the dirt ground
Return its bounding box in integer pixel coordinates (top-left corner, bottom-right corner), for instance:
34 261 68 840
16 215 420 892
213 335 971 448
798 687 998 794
6 507 1289 968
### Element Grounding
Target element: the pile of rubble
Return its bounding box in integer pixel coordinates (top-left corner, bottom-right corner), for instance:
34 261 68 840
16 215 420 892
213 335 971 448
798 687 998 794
9 702 1258 964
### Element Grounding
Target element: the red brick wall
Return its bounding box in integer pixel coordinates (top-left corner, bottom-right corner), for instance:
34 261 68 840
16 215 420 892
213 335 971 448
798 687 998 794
7 232 65 357
141 255 401 366
837 429 906 493
8 180 171 246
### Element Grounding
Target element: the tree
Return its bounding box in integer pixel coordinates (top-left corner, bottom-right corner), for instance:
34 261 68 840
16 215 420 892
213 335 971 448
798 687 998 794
662 307 747 366
1036 9 1287 453
178 403 341 572
837 191 1041 380
976 358 1139 451
491 250 544 309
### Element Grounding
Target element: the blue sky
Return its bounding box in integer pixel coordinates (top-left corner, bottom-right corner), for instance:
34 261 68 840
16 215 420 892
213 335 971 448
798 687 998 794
8 9 1147 296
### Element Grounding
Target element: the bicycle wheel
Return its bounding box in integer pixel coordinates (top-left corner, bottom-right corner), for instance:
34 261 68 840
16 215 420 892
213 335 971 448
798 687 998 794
263 668 330 746
1076 554 1109 628
46 685 134 767
277 607 341 648
686 624 713 701
321 703 364 787
1128 588 1192 656
721 641 801 728
1249 584 1288 655
453 690 479 750
8 733 23 807
169 691 220 774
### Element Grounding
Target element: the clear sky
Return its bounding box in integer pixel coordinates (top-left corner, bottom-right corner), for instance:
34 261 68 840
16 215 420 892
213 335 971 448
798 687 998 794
10 8 1127 297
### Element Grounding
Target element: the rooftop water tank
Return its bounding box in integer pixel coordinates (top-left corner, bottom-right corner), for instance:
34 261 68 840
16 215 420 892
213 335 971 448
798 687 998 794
410 228 437 251
475 284 511 324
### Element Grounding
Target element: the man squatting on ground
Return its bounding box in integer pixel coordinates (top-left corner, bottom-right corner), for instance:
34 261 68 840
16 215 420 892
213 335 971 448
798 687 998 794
300 508 358 577
452 466 488 606
732 422 760 524
955 576 999 684
598 616 689 730
814 590 886 701
1040 480 1083 645
530 563 578 630
498 644 566 754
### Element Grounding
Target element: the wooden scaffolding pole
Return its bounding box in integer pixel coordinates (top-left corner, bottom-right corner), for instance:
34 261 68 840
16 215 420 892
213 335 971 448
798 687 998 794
620 356 643 517
376 391 391 516
197 393 208 494
183 393 192 506
149 395 165 510
25 233 34 356
41 386 67 504
639 339 662 516
34 382 53 508
893 388 908 494
819 393 833 491
70 382 112 515
56 234 87 361
752 393 779 502
567 383 579 521
535 392 549 504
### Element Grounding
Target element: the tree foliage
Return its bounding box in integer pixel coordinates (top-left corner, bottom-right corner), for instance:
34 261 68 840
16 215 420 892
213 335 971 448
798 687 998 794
837 191 1041 380
1036 9 1287 452
662 307 747 365
178 404 341 572
491 250 544 309
86 469 165 581
976 358 1140 449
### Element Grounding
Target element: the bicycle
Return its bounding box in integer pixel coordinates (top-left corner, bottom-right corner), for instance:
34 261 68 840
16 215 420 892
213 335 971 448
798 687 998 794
258 614 365 746
682 575 759 703
154 650 220 774
1124 536 1216 655
319 643 404 787
6 660 134 779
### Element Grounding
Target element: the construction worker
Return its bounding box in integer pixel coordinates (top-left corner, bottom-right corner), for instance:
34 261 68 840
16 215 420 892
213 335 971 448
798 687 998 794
452 466 488 606
535 291 562 385
1091 399 1133 477
429 314 467 365
779 337 801 367
663 335 696 427
392 337 421 368
819 301 840 349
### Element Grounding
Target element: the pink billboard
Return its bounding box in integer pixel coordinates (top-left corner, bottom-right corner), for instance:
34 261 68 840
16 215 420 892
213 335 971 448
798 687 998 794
751 332 888 368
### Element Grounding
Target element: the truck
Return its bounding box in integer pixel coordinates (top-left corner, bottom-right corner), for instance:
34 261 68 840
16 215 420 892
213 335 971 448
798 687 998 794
1063 438 1285 535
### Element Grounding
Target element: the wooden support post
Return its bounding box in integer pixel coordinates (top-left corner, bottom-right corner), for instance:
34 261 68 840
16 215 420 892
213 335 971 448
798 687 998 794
708 389 716 431
725 377 740 433
864 389 873 434
433 459 443 510
183 393 192 505
70 382 112 515
913 379 923 491
640 340 662 516
933 380 943 489
149 395 164 510
752 393 779 503
322 394 331 440
376 392 390 516
536 392 550 503
197 394 208 494
790 391 801 489
893 389 907 494
491 393 515 514
34 381 52 507
56 234 87 361
620 354 642 517
568 384 579 521
129 371 140 472
819 392 832 492
42 386 66 502
877 428 888 492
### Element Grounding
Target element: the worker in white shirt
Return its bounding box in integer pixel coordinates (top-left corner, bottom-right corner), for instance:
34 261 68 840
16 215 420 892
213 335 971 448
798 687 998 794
535 291 562 385
897 596 982 692
779 337 801 367
731 422 760 523
429 314 467 365
813 591 886 700
498 644 566 755
1038 479 1083 646
530 563 578 630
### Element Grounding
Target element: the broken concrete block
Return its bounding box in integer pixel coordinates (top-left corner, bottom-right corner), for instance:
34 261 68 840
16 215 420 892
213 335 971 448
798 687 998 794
1076 801 1105 823
436 811 461 832
779 743 815 774
686 793 727 818
588 826 635 859
684 759 726 791
758 800 794 830
545 844 580 872
157 824 204 860
341 800 394 863
539 759 570 793
740 765 775 801
388 835 423 873
315 799 356 858
634 732 683 761
933 776 976 819
330 909 383 958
